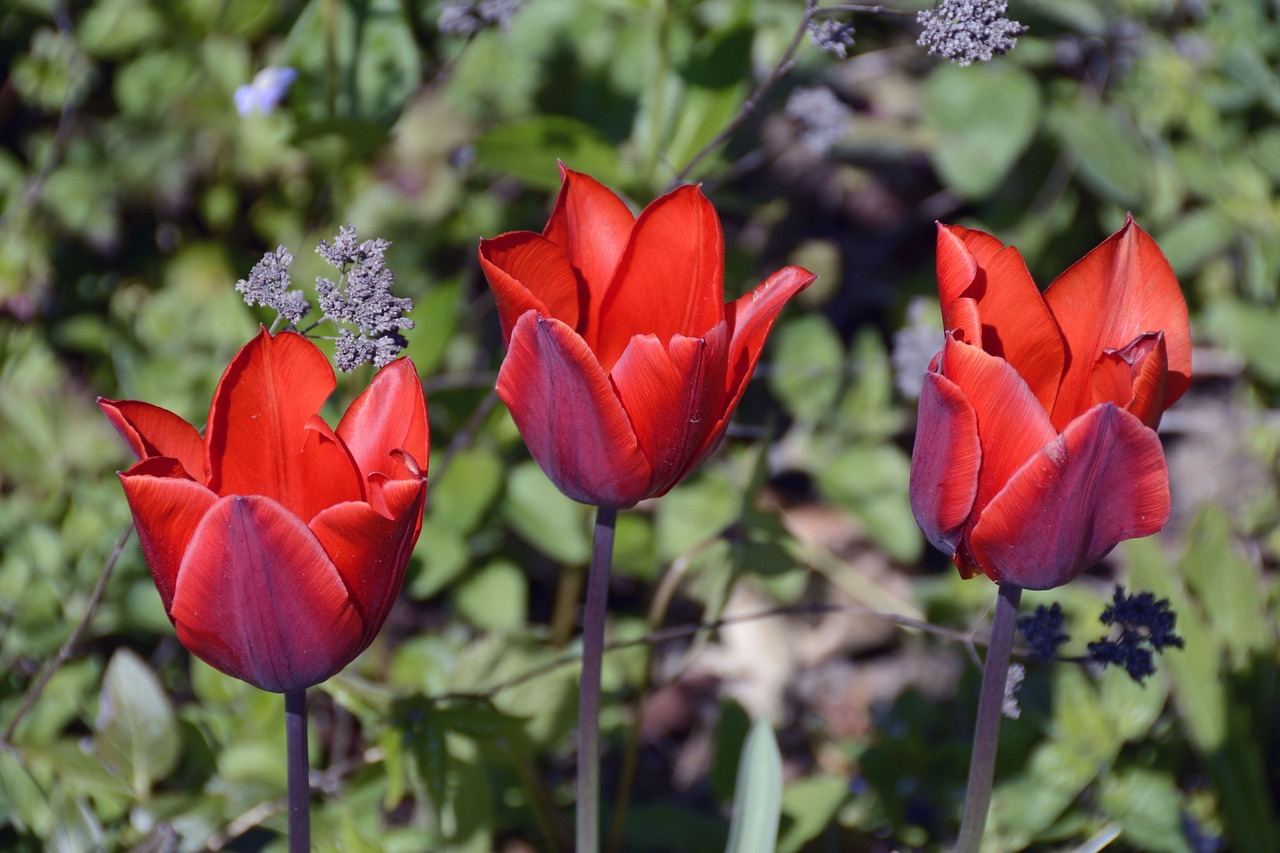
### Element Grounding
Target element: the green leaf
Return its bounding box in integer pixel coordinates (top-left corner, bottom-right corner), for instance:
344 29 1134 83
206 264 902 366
1202 299 1280 386
502 461 592 565
0 749 53 835
767 315 844 423
93 647 180 799
1098 769 1192 853
433 704 527 740
1156 209 1237 277
1048 100 1148 206
411 715 449 819
1178 505 1274 663
777 775 849 853
654 470 740 561
923 63 1042 199
453 559 528 632
428 446 505 534
475 115 623 191
78 0 165 58
286 0 421 123
724 718 783 853
813 443 921 563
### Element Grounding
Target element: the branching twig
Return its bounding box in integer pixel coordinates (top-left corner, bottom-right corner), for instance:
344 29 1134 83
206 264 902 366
1 522 134 748
668 1 914 186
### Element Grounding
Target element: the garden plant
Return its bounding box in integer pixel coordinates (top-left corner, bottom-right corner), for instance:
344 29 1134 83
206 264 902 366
1 0 1278 852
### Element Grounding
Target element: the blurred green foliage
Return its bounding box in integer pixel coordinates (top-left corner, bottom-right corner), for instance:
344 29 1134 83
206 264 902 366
2 0 1279 850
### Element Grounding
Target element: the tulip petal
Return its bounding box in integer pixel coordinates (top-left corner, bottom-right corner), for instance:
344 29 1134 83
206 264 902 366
205 330 349 518
497 311 651 507
543 165 635 323
170 495 363 692
943 297 982 348
292 414 366 520
1044 216 1191 427
610 325 730 497
936 224 1066 413
1088 332 1168 429
98 398 206 481
119 461 217 611
594 185 725 372
720 265 819 425
909 370 980 556
309 476 427 647
337 357 430 479
480 232 582 343
939 338 1056 519
969 404 1170 589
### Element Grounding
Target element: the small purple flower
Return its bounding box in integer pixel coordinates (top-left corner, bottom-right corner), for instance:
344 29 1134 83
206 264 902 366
234 67 298 116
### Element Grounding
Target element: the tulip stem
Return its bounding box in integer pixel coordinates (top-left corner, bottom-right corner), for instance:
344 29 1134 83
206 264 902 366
956 582 1023 853
285 689 311 852
577 505 618 853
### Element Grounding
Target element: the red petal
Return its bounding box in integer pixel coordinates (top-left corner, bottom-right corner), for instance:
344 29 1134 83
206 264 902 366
943 297 982 348
1044 216 1191 427
719 265 818 429
939 338 1056 522
610 325 730 497
497 312 650 507
593 185 726 372
909 369 980 555
119 462 217 611
309 477 427 648
1088 332 1168 428
337 357 430 480
292 414 366 520
969 404 1170 589
170 495 363 692
98 398 207 482
936 224 1066 413
205 330 352 518
480 232 582 344
543 165 635 336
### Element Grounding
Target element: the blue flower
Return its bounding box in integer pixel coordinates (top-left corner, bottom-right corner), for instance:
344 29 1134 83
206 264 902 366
234 67 298 116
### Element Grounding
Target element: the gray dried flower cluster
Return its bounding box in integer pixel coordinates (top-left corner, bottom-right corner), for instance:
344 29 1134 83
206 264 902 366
807 17 856 60
891 297 944 400
786 86 854 156
438 0 521 36
315 225 415 372
235 246 310 324
917 0 1027 66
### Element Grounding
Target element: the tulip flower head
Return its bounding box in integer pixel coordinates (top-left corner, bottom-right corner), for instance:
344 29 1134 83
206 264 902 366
909 217 1191 589
99 329 429 692
479 166 817 508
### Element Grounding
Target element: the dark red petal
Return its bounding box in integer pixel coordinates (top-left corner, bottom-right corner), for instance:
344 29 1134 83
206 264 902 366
98 398 207 481
1044 216 1191 427
169 495 363 692
969 404 1170 589
497 312 651 508
119 463 217 611
936 224 1066 413
309 476 427 648
910 370 981 556
610 325 730 498
719 265 818 428
939 338 1056 521
337 357 430 480
479 232 582 343
205 330 346 517
543 165 636 330
1089 332 1168 428
593 185 726 372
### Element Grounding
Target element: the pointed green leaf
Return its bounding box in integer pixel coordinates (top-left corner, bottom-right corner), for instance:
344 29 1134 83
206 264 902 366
93 648 180 799
724 718 782 853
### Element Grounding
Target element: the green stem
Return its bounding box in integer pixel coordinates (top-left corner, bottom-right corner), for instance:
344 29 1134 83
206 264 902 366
577 505 618 853
956 583 1023 853
285 690 311 852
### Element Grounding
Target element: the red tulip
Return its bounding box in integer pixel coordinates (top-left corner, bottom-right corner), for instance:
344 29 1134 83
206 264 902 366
910 217 1191 589
479 166 816 508
99 329 429 692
